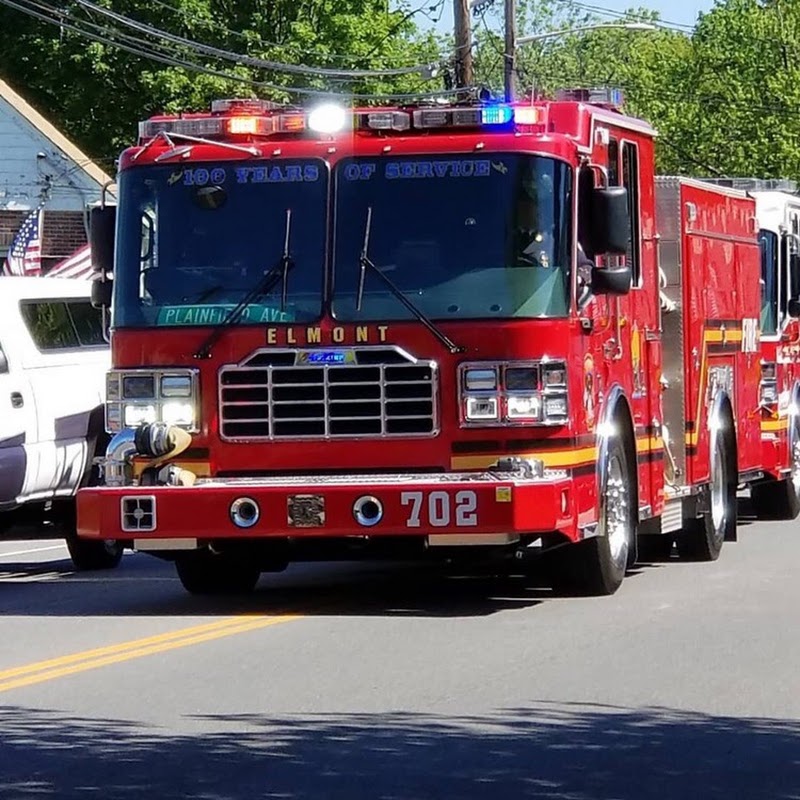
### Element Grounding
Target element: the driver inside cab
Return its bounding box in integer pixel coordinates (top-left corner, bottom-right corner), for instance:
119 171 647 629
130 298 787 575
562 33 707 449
508 169 556 269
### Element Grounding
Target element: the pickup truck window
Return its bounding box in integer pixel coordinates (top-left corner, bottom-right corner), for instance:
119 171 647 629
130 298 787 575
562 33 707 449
0 340 7 373
19 301 106 350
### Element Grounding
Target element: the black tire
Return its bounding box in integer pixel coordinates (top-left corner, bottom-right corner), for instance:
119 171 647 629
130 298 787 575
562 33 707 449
551 434 634 596
176 550 261 595
751 478 800 521
636 533 674 562
66 533 123 571
676 426 735 561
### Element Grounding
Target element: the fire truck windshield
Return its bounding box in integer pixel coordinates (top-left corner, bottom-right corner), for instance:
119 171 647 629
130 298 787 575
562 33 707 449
113 159 327 328
332 154 573 321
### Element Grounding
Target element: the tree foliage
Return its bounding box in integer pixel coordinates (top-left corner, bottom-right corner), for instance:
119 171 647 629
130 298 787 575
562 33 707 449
0 0 441 164
3 0 800 183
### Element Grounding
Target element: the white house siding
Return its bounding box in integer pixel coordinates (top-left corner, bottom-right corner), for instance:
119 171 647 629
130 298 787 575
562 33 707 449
0 79 113 269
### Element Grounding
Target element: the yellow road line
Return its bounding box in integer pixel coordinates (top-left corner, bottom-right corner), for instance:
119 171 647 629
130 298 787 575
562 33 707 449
0 613 301 694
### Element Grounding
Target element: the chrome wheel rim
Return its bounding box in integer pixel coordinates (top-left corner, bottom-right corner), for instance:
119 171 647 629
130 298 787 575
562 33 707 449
790 426 800 496
710 437 726 540
603 451 630 568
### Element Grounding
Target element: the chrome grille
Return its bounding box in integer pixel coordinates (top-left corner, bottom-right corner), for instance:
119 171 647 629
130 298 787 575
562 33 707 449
219 347 437 440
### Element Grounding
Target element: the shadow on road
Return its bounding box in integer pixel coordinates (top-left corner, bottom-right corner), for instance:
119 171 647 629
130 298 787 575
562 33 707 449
0 556 560 618
0 701 797 799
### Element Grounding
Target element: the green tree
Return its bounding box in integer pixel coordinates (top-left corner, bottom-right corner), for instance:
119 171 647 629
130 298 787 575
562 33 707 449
682 0 800 180
0 0 441 162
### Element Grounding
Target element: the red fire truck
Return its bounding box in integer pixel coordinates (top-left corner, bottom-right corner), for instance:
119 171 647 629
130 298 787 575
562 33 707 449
747 182 800 518
78 90 775 596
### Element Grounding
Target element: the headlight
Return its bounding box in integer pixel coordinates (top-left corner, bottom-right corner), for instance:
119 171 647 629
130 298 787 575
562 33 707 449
464 368 497 391
460 360 567 427
465 396 499 421
122 375 156 399
161 375 193 397
106 369 199 433
506 395 541 420
124 404 157 427
505 367 538 391
161 401 195 426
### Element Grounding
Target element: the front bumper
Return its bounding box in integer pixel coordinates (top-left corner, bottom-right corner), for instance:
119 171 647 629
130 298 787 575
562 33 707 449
77 471 576 543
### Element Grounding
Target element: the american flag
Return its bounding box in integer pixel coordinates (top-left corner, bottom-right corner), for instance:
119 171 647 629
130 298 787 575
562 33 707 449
3 207 43 276
48 244 92 280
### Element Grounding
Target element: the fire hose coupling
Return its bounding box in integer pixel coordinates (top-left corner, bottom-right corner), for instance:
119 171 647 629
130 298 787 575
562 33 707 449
103 422 194 487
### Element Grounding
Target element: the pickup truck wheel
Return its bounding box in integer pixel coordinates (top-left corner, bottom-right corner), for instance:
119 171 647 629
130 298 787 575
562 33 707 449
175 550 261 595
66 534 123 571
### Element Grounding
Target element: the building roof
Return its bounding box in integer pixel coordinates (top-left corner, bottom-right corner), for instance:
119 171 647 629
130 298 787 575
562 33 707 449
0 78 113 189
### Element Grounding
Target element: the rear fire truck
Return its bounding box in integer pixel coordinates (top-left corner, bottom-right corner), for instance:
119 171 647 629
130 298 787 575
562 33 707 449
78 91 772 596
748 181 800 518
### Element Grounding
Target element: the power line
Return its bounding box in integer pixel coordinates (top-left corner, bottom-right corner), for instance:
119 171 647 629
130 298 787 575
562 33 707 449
70 0 441 79
144 0 445 66
560 1 695 33
0 0 465 101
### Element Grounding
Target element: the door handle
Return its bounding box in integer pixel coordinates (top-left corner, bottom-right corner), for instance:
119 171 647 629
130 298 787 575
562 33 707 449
10 392 23 409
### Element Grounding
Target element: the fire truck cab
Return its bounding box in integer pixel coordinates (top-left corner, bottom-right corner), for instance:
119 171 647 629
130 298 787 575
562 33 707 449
749 182 800 518
77 91 763 596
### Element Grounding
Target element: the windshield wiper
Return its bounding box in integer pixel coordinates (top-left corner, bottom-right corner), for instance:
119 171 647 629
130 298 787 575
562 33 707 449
355 207 464 354
193 209 294 359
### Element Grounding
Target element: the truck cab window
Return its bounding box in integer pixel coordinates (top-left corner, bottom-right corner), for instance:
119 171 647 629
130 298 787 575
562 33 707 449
779 232 799 326
19 301 106 350
760 231 778 335
0 340 7 374
621 142 641 286
607 137 619 186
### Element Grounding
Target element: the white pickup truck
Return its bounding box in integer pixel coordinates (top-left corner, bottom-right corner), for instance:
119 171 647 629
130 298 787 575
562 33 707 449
0 276 120 569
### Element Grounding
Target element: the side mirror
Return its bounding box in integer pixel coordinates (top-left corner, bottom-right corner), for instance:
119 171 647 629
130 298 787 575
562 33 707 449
89 205 117 274
589 186 629 256
91 276 113 309
592 264 632 296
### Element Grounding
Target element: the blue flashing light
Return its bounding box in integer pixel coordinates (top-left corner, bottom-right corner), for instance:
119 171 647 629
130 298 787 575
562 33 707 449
307 351 347 364
481 105 514 125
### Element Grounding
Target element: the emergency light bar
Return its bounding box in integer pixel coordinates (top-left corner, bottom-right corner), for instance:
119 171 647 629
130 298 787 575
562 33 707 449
137 100 550 144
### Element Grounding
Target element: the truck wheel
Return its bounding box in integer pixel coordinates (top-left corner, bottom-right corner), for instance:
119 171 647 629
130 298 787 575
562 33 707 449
175 550 261 595
66 534 123 571
750 429 800 520
676 427 734 561
552 434 633 596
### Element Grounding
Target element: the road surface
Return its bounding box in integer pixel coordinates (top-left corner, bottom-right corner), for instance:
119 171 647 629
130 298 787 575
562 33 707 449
0 508 798 799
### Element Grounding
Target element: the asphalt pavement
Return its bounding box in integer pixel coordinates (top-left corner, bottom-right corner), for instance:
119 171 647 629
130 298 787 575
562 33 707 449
0 505 798 800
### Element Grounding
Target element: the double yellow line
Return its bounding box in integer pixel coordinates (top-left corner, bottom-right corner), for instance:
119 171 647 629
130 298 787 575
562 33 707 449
0 613 302 694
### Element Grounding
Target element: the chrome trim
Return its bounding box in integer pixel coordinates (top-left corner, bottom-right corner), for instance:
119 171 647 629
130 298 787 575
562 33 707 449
353 495 384 527
106 368 200 434
120 494 157 532
229 497 261 529
104 428 137 487
595 384 632 538
458 359 568 428
218 346 438 441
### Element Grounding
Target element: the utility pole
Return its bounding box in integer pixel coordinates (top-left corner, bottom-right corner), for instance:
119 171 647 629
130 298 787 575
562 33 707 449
453 0 474 89
504 0 516 102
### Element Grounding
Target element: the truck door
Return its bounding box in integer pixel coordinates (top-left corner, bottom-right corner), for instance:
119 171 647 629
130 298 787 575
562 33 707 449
0 337 38 508
18 299 107 498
